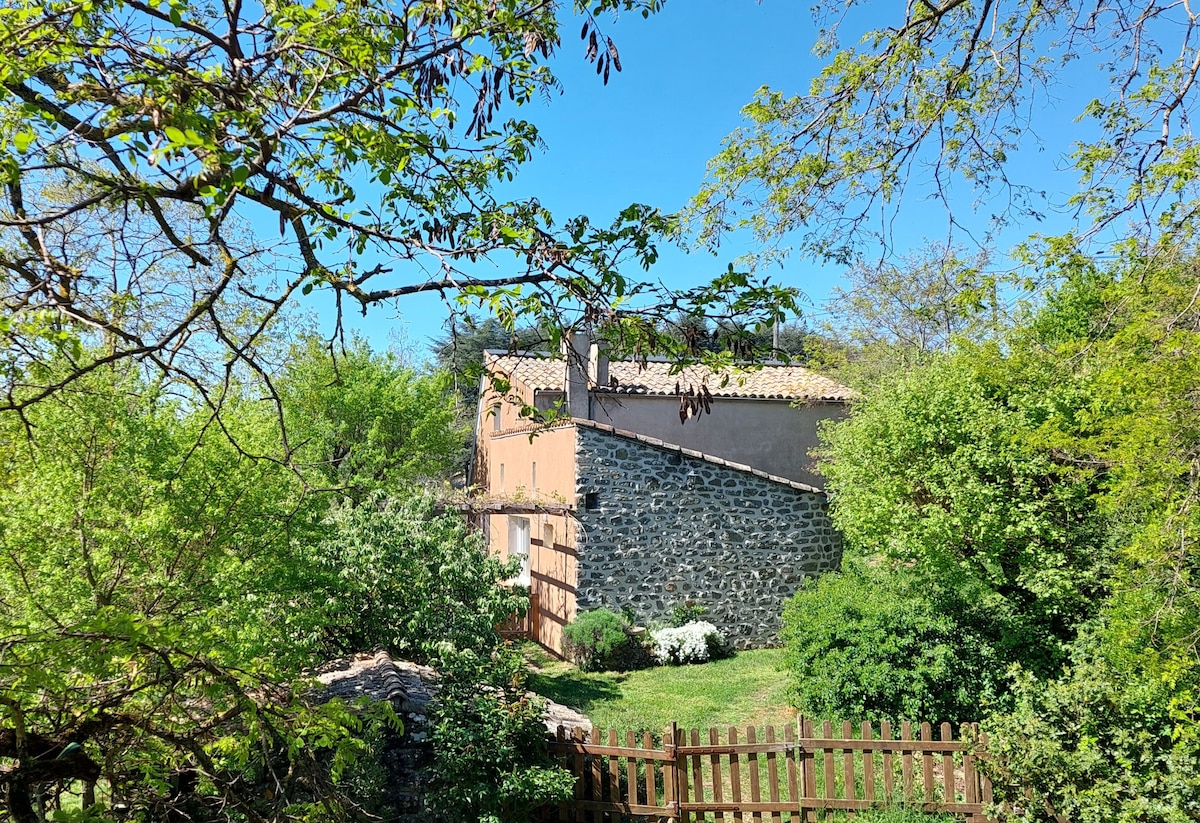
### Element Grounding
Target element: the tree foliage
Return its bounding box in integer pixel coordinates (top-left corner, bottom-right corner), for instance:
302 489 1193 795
824 244 997 353
984 657 1200 823
972 243 1200 823
818 346 1111 679
0 354 541 821
692 0 1200 262
279 335 468 493
284 494 527 661
0 366 376 823
427 648 574 823
431 315 546 397
0 0 798 420
812 238 1200 820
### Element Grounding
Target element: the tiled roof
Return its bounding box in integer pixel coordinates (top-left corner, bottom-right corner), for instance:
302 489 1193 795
484 351 853 402
574 420 825 494
313 650 590 733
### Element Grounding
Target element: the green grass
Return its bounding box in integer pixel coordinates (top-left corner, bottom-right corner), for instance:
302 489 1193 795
523 644 797 734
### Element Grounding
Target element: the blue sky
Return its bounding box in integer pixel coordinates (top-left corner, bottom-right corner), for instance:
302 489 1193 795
325 0 1100 361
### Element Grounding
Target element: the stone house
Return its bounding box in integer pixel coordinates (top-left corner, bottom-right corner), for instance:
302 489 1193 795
472 335 852 653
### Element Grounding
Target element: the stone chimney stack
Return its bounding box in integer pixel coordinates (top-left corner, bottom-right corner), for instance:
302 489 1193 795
563 331 590 419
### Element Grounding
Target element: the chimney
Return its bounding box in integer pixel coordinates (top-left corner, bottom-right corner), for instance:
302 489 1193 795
562 331 590 419
589 341 609 390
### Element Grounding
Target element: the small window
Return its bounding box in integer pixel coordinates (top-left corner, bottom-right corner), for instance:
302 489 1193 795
543 523 555 550
492 403 502 432
584 492 599 510
509 517 531 586
499 463 505 492
531 461 537 492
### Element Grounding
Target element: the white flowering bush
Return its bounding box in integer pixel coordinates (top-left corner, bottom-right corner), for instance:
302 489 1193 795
651 621 727 665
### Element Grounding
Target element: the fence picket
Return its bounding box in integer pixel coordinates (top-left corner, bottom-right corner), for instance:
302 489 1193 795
901 721 914 802
690 728 703 818
821 720 835 803
979 732 993 806
861 721 876 805
801 718 817 823
921 722 935 802
571 726 586 823
606 727 619 807
625 730 638 807
765 726 781 823
842 720 856 805
556 726 569 823
941 722 955 804
590 728 603 823
673 724 687 823
784 723 799 821
746 726 761 823
710 727 725 819
729 727 743 823
643 731 657 808
881 720 894 800
963 723 978 808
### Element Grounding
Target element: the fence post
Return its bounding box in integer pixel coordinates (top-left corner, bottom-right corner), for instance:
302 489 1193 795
800 716 818 823
662 724 681 820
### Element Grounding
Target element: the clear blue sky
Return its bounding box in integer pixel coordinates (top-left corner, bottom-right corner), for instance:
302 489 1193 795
322 0 1098 362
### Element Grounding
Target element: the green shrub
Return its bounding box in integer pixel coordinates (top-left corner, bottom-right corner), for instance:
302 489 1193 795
669 602 708 627
427 647 573 823
563 608 652 671
781 562 1003 721
982 656 1200 823
285 494 526 664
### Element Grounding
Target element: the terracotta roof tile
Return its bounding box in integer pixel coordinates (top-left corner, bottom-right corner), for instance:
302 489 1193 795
484 352 853 402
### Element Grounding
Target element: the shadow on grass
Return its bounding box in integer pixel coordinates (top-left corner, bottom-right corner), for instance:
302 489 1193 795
526 668 624 712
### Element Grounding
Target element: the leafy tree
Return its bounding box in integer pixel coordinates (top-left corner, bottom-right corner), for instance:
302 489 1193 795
972 243 1200 823
282 494 527 661
0 365 384 823
691 1 1200 263
806 244 1001 389
0 0 797 419
0 357 552 822
818 348 1111 679
658 314 825 363
432 315 546 397
279 335 468 493
984 656 1200 823
812 242 1200 820
824 244 997 353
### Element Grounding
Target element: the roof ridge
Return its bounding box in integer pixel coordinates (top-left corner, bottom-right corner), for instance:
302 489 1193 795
487 350 831 369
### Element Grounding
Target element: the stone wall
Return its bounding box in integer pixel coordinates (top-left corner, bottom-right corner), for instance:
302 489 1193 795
573 425 842 648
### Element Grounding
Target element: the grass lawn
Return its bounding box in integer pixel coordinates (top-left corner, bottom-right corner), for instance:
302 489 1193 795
523 644 797 734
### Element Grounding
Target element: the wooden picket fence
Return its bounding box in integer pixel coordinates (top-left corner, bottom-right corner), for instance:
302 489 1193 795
547 719 993 822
